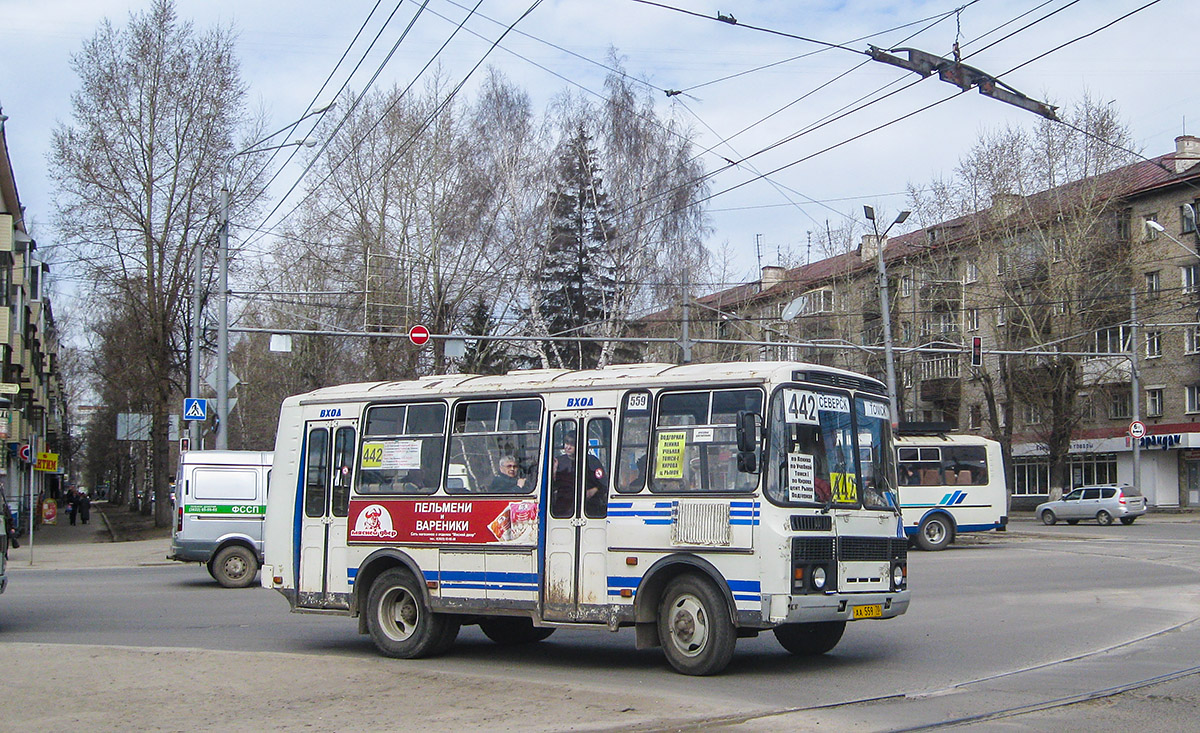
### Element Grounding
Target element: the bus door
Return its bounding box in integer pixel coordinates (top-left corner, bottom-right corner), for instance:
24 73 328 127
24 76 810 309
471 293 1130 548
297 418 357 608
543 410 614 622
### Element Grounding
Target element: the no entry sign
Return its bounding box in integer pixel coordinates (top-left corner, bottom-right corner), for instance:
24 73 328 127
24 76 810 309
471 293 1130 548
409 325 431 346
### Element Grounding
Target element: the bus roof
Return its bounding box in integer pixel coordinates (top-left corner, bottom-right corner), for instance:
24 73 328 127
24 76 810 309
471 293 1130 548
282 361 886 406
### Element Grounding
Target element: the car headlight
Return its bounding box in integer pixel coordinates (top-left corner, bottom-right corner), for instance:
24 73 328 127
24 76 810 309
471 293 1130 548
892 565 906 588
812 566 827 590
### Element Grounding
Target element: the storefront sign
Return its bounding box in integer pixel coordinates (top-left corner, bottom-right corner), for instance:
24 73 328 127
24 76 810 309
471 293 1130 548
1139 433 1182 451
346 498 539 544
35 452 59 472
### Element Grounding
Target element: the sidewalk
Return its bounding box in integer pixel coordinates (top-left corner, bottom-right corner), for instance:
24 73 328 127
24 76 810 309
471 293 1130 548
7 501 175 570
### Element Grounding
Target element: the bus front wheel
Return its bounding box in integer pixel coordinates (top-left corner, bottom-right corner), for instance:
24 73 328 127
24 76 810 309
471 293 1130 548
366 568 453 658
658 574 736 676
773 621 846 656
915 514 954 551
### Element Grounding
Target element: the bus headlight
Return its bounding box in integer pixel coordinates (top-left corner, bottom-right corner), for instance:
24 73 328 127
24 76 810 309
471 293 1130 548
892 564 906 590
812 566 827 590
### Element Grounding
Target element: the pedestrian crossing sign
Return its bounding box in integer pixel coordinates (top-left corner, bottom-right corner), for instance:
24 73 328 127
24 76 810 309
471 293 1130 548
184 398 208 421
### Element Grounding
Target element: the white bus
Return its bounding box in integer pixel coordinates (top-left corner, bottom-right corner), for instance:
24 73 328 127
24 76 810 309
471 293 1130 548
262 361 910 675
895 427 1008 551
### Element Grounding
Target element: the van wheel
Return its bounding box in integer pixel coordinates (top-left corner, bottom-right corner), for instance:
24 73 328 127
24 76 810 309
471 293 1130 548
212 546 258 588
1041 510 1057 526
206 559 217 579
774 621 846 656
366 568 451 658
479 617 555 645
658 574 736 676
1120 517 1137 525
915 515 954 551
1096 510 1114 526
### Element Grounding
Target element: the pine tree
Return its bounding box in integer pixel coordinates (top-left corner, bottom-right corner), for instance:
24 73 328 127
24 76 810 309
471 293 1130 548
460 295 510 375
535 122 619 369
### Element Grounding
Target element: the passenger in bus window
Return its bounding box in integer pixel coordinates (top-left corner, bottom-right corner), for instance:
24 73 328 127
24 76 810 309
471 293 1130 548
489 456 527 492
551 432 577 516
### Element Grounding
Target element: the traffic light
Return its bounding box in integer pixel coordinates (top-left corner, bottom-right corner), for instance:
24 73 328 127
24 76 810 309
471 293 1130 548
971 336 983 367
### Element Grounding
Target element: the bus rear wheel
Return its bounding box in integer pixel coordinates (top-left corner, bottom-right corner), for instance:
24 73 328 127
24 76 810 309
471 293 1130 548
479 617 555 645
773 621 846 656
915 515 954 551
658 574 736 676
367 568 452 658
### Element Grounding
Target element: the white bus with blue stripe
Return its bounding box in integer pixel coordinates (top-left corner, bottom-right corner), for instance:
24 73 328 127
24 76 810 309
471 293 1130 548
896 426 1008 551
261 362 910 675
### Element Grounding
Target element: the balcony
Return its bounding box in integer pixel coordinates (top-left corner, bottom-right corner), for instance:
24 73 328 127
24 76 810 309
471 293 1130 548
918 355 961 381
1081 355 1131 384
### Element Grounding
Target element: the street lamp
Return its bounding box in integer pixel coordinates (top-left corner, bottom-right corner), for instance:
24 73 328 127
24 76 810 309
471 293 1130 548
864 206 910 427
206 102 332 450
1145 217 1199 257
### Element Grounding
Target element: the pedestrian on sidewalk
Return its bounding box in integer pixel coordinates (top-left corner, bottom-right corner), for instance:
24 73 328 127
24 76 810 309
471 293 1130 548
67 490 78 526
79 491 91 525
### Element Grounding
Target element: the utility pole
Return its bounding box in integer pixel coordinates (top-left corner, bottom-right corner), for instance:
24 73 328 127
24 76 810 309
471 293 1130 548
1130 286 1141 492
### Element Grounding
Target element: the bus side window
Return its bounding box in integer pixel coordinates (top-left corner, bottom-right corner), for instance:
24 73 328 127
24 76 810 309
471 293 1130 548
616 391 651 494
304 428 330 518
331 426 355 517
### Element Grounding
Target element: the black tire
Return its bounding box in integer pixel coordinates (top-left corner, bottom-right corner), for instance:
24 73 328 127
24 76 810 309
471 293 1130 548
1041 510 1057 526
1120 516 1137 525
366 568 451 658
1066 519 1079 525
658 574 736 676
1096 510 1113 526
211 546 258 588
773 621 846 656
479 617 555 645
433 618 461 655
206 559 217 579
915 514 954 551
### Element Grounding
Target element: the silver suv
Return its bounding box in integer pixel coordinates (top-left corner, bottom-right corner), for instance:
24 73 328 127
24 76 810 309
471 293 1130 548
1036 485 1147 526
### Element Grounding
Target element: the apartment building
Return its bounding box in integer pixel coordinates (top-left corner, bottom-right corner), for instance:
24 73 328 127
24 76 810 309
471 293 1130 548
0 111 68 530
652 137 1200 510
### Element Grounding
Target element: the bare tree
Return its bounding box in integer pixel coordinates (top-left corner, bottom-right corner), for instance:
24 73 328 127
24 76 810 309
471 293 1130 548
48 0 260 525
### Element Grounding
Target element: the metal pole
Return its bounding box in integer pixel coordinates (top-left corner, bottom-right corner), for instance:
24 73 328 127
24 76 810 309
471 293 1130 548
680 274 692 364
28 435 34 566
1130 286 1141 492
876 235 900 427
216 184 229 450
190 240 202 450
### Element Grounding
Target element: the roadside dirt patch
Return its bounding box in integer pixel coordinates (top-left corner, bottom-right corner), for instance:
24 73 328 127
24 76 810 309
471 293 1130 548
100 501 172 542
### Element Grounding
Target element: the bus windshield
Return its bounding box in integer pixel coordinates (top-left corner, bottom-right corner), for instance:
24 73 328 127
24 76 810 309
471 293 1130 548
765 388 898 511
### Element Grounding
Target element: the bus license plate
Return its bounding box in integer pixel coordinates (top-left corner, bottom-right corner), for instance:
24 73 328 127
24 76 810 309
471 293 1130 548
852 604 882 620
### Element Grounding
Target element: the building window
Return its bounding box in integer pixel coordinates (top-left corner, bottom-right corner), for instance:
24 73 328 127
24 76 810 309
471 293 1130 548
1184 265 1200 295
1145 270 1160 296
1116 212 1131 241
969 404 982 430
1188 386 1200 414
1024 404 1042 425
1147 388 1164 418
964 260 979 283
1012 459 1050 496
1144 213 1159 240
899 274 912 298
901 321 913 343
1183 203 1198 234
1093 325 1131 354
1050 236 1065 261
996 306 1007 326
1187 327 1200 355
966 308 980 331
1110 392 1131 419
1145 330 1162 359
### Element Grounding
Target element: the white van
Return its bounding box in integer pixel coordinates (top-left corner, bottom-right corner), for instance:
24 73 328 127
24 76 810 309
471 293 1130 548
169 450 272 587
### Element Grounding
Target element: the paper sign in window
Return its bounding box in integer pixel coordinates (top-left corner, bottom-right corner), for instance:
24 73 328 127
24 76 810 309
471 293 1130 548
788 453 815 503
361 440 422 470
655 431 686 479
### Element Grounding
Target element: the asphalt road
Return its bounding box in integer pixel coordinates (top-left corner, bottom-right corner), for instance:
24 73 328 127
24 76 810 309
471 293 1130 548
3 519 1200 731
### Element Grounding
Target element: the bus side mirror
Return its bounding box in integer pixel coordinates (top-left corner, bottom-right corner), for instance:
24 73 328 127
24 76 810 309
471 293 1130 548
736 411 761 474
736 411 759 453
